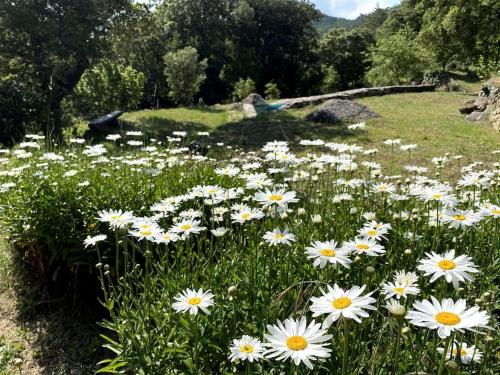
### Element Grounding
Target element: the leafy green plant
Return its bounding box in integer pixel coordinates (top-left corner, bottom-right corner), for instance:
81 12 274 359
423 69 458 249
264 82 281 100
72 61 145 118
232 78 256 101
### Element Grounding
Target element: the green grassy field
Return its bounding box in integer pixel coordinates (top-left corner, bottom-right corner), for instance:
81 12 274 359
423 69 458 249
121 91 499 174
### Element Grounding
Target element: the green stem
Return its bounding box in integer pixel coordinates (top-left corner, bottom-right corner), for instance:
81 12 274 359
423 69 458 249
342 318 350 375
393 319 402 373
437 334 453 375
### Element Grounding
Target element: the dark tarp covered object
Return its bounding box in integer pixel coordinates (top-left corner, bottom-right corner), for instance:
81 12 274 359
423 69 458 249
89 111 123 132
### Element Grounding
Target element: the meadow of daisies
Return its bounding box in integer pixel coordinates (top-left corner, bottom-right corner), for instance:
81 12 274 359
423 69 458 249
0 130 499 374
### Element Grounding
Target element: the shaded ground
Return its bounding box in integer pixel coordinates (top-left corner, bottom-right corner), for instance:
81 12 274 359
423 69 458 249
0 241 100 375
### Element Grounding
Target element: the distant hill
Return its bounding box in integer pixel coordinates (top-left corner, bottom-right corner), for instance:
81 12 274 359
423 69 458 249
314 15 361 35
314 8 392 35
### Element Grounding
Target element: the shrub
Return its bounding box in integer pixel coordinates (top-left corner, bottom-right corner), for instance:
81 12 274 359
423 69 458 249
232 78 256 101
163 47 208 105
72 61 146 118
264 82 281 100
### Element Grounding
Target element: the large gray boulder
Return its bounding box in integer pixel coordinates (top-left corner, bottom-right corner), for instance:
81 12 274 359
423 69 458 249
306 99 378 123
242 93 267 106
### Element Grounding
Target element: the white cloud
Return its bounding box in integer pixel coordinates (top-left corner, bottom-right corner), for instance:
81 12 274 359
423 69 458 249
313 0 401 19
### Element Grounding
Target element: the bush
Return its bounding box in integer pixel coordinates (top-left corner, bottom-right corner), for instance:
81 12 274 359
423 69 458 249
163 47 208 105
0 138 214 297
320 65 341 93
232 78 256 101
264 82 281 100
72 61 145 118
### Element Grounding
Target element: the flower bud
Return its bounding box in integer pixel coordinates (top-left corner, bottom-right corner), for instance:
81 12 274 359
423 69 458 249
401 326 410 335
298 208 306 216
96 263 103 269
228 286 238 297
350 207 358 214
312 214 322 224
104 264 110 271
365 266 375 275
445 360 460 374
404 249 412 256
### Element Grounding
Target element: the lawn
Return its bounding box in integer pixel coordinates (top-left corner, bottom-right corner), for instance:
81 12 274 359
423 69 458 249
122 91 499 174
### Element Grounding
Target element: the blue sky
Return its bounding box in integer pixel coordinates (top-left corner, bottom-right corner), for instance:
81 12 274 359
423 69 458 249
312 0 401 19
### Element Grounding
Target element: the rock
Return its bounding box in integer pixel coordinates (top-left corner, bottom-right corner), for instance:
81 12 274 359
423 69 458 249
306 99 378 123
459 104 476 114
242 103 257 118
242 93 267 106
488 91 500 131
422 71 450 86
465 111 489 122
473 97 489 111
228 102 243 111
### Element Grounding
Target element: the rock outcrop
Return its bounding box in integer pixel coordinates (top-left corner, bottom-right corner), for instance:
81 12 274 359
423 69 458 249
242 94 267 106
306 99 378 123
460 81 500 130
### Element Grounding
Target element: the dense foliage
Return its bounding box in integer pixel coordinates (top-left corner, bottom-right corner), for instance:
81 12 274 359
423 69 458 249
1 132 498 374
72 61 146 118
0 0 499 144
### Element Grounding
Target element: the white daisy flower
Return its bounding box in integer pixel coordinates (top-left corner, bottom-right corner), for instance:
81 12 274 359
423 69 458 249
382 281 420 299
437 341 482 364
211 227 229 237
254 188 298 208
310 284 376 327
172 288 214 315
406 297 490 338
263 316 332 369
342 238 385 256
97 209 134 229
443 209 481 229
83 234 107 248
304 240 351 269
170 219 203 238
417 250 478 288
263 228 296 246
228 335 264 363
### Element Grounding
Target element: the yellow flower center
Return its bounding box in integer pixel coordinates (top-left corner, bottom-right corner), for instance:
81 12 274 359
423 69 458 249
274 233 284 239
492 209 500 215
367 230 377 236
451 348 467 356
393 287 405 294
320 248 335 257
180 224 192 231
452 214 466 221
432 194 442 199
332 297 352 309
240 344 254 353
241 213 251 219
141 230 152 236
435 311 461 326
356 244 370 250
187 297 202 306
438 260 456 270
269 194 283 201
111 215 121 220
286 336 308 351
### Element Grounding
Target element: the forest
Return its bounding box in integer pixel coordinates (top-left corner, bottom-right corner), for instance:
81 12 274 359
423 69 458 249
0 0 499 145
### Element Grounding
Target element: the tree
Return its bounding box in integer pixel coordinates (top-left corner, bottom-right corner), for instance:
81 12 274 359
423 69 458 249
226 0 322 98
72 62 145 118
319 28 374 90
108 2 169 108
233 78 256 101
366 30 436 85
158 0 232 104
163 47 208 105
0 0 132 139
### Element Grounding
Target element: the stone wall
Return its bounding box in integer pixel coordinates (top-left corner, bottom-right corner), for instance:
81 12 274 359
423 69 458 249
274 85 436 109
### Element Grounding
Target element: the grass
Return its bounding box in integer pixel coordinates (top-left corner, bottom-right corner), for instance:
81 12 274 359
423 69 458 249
121 91 499 174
